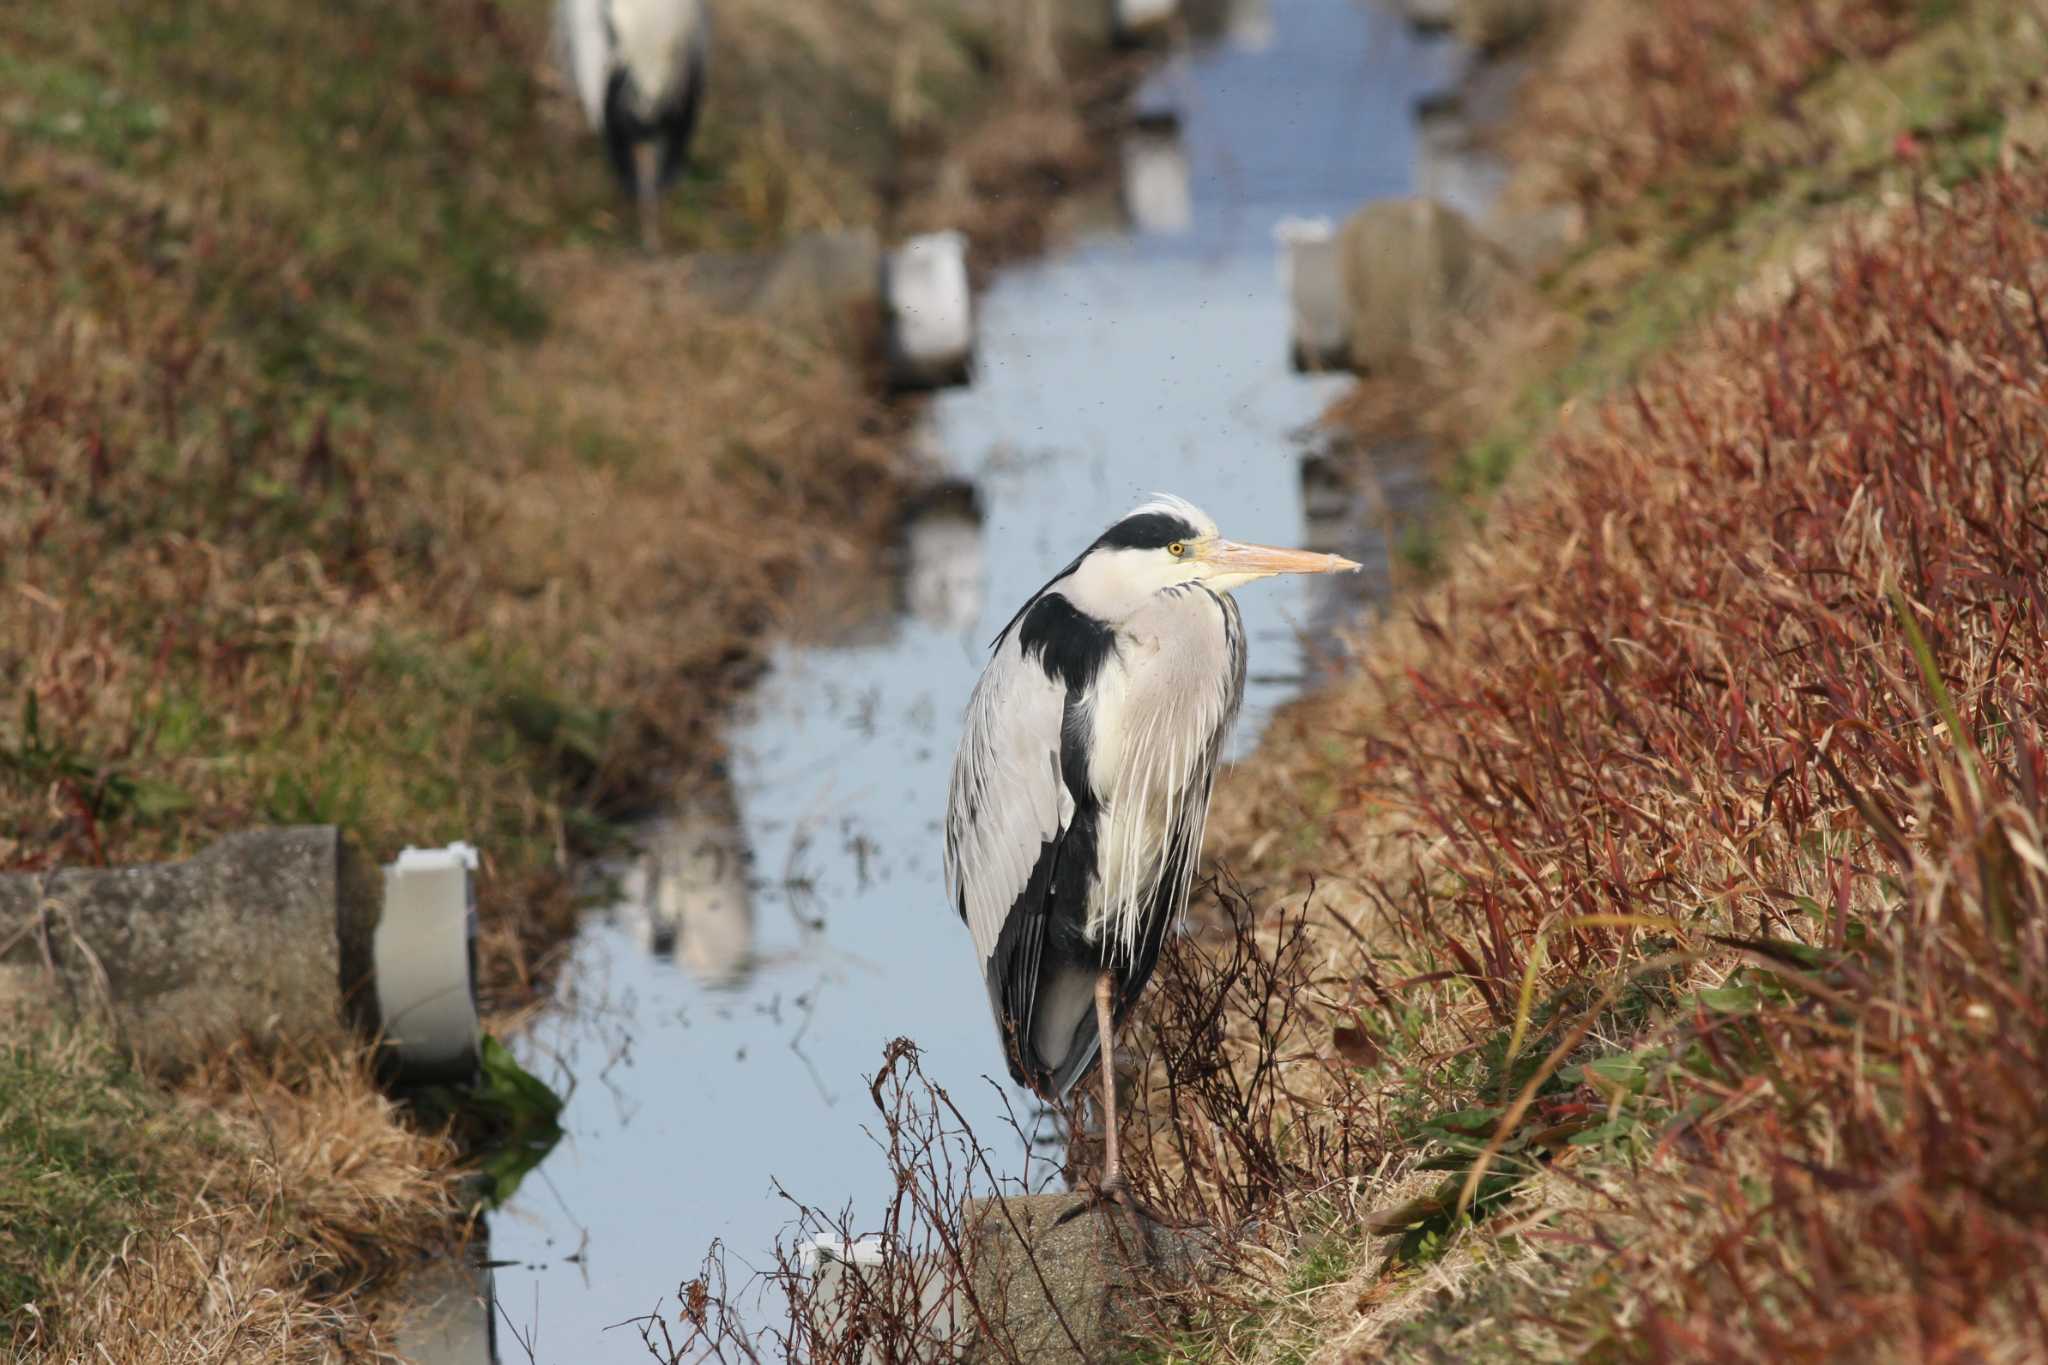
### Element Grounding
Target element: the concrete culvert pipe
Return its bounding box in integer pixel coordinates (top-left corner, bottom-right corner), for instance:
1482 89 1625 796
0 826 481 1085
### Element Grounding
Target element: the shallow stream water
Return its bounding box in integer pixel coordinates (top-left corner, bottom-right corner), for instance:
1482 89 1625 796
432 5 1495 1359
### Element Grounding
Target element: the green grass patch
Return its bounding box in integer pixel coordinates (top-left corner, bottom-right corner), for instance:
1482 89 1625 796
0 1031 176 1342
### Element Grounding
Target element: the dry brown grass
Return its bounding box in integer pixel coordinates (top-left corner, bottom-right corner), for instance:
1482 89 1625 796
1499 0 1921 237
1 0 1138 1352
4 1030 460 1363
0 0 1137 992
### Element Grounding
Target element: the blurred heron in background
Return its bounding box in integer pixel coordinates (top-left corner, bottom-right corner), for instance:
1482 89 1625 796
945 495 1358 1204
556 0 710 251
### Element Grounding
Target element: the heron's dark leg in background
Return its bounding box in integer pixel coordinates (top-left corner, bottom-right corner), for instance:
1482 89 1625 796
1095 969 1128 1195
633 142 661 253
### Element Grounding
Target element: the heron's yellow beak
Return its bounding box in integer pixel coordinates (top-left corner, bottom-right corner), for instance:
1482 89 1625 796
1202 539 1361 577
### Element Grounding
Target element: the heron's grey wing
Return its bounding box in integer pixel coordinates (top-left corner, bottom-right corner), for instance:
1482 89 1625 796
553 0 612 130
945 630 1071 965
945 628 1074 1083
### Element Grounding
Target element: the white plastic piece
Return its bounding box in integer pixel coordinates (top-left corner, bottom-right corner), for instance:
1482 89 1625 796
883 230 974 389
800 1235 888 1273
800 1236 962 1356
1272 216 1346 370
1113 0 1180 40
800 1236 902 1364
1121 125 1192 236
375 842 482 1081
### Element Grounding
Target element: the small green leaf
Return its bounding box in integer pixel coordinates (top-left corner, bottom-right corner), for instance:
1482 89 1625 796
1568 1118 1637 1146
129 778 194 820
477 1034 564 1122
1428 1106 1506 1135
1696 984 1761 1013
457 1036 566 1207
1564 1051 1659 1093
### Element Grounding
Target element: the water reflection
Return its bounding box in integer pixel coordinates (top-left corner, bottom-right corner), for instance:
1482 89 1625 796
1413 89 1504 224
392 1231 498 1365
491 4 1497 1356
1298 432 1439 643
614 775 756 989
1122 116 1194 236
1275 215 1344 370
899 480 987 636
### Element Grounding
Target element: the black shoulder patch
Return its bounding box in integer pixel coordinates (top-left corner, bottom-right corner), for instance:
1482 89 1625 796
1017 592 1117 692
1094 510 1199 552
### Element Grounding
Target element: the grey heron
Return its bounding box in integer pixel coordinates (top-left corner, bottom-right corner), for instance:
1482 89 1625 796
555 0 710 251
945 495 1358 1201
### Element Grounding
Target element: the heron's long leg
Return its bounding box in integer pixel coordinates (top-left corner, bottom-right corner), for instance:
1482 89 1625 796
633 142 662 253
1095 969 1126 1193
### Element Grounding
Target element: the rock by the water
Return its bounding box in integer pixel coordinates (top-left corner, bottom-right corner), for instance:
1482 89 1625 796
0 827 376 1072
753 228 885 324
1457 0 1552 53
1399 0 1458 31
958 1193 1220 1362
1335 196 1522 375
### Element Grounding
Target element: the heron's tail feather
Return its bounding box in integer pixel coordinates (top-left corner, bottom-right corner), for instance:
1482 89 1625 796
1032 965 1102 1099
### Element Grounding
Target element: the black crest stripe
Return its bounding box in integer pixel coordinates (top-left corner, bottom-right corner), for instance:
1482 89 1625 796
1093 511 1199 552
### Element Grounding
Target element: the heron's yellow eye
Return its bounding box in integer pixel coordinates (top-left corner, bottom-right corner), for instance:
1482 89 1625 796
1168 542 1186 558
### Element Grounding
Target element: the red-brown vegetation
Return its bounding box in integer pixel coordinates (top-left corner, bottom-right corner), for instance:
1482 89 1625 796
1216 164 2048 1358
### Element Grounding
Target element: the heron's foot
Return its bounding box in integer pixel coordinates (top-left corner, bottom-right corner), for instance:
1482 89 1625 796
1053 1173 1193 1229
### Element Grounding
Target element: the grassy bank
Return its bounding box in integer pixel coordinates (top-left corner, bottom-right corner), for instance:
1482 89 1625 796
1119 0 2048 1359
0 0 1124 995
0 0 1130 1353
2 1030 458 1359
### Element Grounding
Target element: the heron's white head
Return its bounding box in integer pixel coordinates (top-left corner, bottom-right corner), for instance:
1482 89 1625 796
1062 493 1359 621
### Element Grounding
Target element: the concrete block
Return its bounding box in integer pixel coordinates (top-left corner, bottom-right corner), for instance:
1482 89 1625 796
958 1194 1219 1362
1334 196 1523 374
0 827 480 1083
